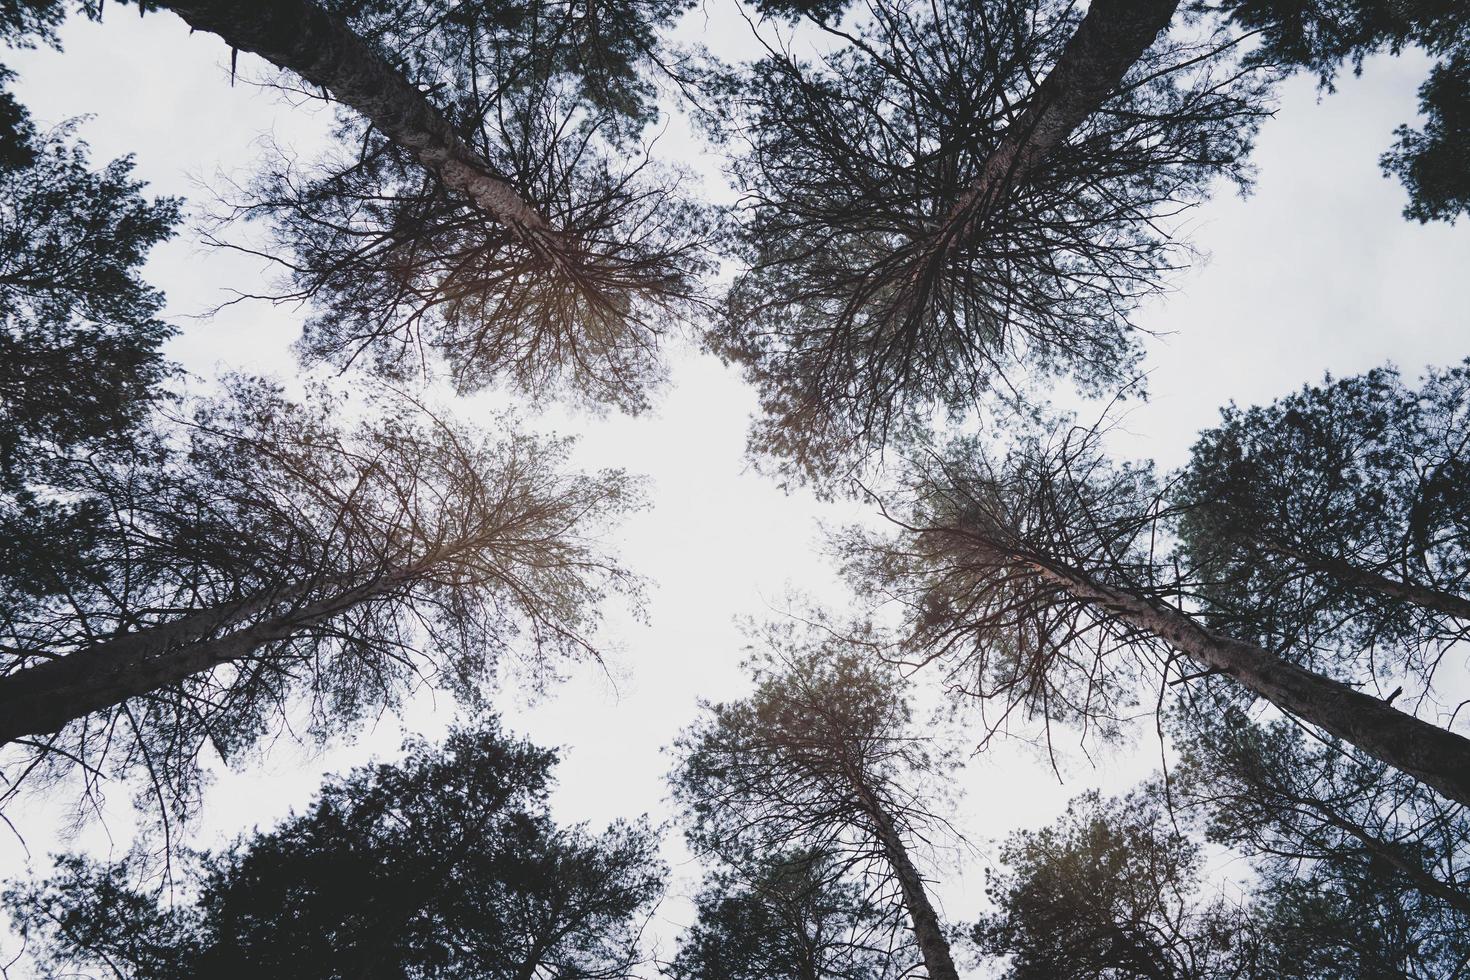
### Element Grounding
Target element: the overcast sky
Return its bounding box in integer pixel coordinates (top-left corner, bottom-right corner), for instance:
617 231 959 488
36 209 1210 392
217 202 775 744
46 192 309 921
3 5 1469 975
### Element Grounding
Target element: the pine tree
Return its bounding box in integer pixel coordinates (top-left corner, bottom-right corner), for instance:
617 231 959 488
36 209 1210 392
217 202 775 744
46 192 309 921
670 619 961 980
0 379 641 817
708 0 1267 480
840 415 1470 804
5 719 666 979
141 0 716 411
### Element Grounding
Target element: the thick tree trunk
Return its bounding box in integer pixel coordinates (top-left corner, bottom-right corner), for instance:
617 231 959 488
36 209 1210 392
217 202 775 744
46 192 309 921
0 575 400 745
1266 541 1470 622
848 777 960 980
935 0 1179 249
1020 558 1470 806
158 0 555 243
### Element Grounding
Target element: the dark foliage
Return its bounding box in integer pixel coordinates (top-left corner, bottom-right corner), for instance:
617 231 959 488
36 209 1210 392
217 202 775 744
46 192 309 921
1172 700 1470 974
668 851 906 980
1172 362 1470 696
0 379 641 821
0 128 179 491
708 0 1268 480
6 720 666 978
1204 0 1470 221
976 786 1253 980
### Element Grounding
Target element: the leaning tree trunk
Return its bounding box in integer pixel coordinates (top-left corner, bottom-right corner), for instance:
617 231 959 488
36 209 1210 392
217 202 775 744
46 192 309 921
0 572 407 746
1304 798 1470 916
1264 540 1470 622
846 773 960 980
158 0 556 246
934 0 1180 250
1018 556 1470 807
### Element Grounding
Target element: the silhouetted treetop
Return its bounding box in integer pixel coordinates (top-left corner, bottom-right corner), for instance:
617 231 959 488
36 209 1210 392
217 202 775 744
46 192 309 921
6 719 667 979
0 379 643 821
671 619 961 980
709 0 1269 481
977 785 1254 980
1172 361 1470 693
668 850 911 980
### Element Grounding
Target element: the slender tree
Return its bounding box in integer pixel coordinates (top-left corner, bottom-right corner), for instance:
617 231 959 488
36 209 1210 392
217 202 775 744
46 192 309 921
5 719 667 979
709 0 1268 479
667 850 911 980
0 378 641 817
839 419 1470 804
120 0 717 412
670 619 961 980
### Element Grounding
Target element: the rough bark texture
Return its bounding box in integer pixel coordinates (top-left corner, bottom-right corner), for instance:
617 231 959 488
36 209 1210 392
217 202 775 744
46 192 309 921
1022 559 1470 807
0 575 400 745
848 774 960 980
937 0 1180 248
159 0 555 242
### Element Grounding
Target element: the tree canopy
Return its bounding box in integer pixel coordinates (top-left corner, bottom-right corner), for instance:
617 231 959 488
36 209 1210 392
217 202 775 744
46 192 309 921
6 719 667 979
1 0 1467 976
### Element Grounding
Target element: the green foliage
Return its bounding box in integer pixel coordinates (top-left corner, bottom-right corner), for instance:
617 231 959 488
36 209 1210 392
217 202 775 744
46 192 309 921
6 720 666 979
1172 362 1470 686
1172 702 1470 977
980 761 1469 979
1205 0 1470 221
977 787 1252 980
669 851 907 980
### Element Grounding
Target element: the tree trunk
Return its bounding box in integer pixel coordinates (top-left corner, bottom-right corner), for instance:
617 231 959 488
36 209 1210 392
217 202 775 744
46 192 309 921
1020 557 1470 806
934 0 1179 250
157 0 555 244
0 574 402 745
1265 540 1470 622
1308 801 1470 917
847 777 960 980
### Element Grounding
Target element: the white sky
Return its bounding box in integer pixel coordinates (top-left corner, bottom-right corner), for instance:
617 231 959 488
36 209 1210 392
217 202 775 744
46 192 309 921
2 5 1468 976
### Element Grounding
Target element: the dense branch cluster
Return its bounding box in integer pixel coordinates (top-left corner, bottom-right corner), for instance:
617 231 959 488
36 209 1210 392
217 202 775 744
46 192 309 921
710 0 1269 477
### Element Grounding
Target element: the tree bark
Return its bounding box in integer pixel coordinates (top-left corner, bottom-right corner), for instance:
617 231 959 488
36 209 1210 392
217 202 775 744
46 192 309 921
1019 557 1470 807
157 0 555 244
0 574 403 745
933 0 1179 251
847 776 960 980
